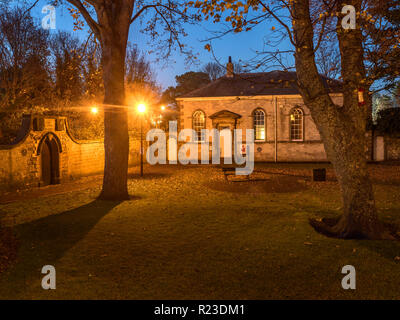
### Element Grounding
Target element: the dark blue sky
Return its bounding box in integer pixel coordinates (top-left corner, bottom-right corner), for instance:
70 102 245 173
27 1 294 89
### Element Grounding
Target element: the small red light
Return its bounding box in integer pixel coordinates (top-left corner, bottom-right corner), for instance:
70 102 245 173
358 88 365 105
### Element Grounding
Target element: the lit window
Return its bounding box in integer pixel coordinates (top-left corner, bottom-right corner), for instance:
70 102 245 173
290 108 303 141
192 110 206 142
253 109 265 141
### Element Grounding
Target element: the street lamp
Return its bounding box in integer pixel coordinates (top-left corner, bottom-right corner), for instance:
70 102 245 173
138 103 146 113
91 106 99 115
137 103 146 177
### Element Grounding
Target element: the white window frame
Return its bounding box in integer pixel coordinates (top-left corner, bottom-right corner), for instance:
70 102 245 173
290 108 304 141
192 110 206 142
253 109 266 142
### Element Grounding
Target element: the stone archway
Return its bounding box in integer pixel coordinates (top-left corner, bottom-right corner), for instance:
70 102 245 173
37 133 61 186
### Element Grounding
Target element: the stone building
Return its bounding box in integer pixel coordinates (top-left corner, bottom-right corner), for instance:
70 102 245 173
176 59 386 162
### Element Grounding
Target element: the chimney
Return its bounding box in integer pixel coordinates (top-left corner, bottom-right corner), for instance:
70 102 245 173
226 56 234 78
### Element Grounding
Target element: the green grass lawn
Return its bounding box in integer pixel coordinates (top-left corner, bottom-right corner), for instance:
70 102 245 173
0 163 400 299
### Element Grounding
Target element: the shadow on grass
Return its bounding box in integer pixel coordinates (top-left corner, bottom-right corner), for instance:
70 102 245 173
356 220 400 261
0 200 120 297
371 179 400 186
128 172 172 180
355 238 400 262
310 215 400 262
205 176 308 194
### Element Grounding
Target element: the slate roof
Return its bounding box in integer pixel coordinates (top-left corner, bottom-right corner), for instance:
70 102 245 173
178 71 343 98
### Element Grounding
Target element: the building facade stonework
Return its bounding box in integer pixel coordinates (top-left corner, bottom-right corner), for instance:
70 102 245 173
176 70 350 162
177 94 347 162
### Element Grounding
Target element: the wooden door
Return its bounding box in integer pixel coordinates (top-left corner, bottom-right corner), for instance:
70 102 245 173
41 140 52 186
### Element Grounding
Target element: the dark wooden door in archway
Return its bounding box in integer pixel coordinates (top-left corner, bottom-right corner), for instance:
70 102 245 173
40 136 60 186
41 140 52 186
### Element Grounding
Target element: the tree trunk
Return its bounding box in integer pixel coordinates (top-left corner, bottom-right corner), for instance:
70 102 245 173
291 0 393 239
98 39 130 200
96 3 133 201
307 97 389 239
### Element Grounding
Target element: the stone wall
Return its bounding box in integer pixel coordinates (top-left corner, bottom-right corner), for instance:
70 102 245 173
0 115 142 192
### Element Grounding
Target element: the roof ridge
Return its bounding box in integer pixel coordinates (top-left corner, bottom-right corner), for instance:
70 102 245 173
178 70 342 98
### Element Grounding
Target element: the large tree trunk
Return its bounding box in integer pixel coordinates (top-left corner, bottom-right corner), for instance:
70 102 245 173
96 2 133 200
99 38 130 200
307 96 388 239
291 0 393 239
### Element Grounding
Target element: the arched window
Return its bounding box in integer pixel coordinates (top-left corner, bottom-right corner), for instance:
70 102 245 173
290 108 304 141
253 109 265 141
192 110 206 142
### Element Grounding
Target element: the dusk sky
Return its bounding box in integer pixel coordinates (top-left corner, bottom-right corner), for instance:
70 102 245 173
28 0 294 90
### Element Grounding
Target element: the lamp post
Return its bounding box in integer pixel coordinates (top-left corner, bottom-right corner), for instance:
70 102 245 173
137 103 146 177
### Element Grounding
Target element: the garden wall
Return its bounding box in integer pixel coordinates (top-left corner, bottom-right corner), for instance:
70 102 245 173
0 115 142 192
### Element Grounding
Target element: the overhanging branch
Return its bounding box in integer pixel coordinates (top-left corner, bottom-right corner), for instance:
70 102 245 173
66 0 101 39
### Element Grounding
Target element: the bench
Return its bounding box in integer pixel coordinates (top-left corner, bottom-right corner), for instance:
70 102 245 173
222 166 250 181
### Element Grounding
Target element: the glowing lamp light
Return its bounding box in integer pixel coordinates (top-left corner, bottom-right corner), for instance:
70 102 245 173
137 103 146 113
91 106 98 114
161 105 166 111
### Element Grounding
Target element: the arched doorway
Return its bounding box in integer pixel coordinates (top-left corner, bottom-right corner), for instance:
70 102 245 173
209 110 242 163
38 133 61 186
